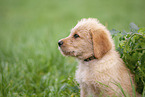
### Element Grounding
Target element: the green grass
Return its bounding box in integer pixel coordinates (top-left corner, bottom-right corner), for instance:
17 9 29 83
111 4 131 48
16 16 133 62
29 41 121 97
0 0 145 96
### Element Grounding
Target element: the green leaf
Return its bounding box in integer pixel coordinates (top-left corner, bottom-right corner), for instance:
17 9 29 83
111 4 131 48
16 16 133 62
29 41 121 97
122 30 128 35
141 53 145 66
138 28 145 34
130 22 139 32
110 29 120 36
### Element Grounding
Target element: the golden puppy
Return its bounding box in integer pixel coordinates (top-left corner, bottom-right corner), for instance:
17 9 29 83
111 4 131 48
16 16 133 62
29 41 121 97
58 18 135 97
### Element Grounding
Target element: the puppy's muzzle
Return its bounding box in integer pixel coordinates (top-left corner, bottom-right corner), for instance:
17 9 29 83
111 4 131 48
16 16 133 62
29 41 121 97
58 40 63 47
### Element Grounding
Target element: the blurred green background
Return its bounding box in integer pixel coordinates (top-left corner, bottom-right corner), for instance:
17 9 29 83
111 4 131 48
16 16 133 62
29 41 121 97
0 0 145 96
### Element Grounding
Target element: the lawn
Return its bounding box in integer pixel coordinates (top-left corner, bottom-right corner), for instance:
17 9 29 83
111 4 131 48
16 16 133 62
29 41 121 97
0 0 145 96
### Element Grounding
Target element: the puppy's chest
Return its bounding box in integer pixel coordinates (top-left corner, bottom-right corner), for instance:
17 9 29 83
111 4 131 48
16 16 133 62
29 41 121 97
75 64 96 84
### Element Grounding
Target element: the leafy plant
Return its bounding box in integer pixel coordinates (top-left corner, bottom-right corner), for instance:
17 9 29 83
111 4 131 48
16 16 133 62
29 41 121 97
110 23 145 94
59 76 80 97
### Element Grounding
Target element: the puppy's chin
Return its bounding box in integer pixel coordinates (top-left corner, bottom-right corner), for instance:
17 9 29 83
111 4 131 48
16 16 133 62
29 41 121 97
61 50 74 56
59 47 75 57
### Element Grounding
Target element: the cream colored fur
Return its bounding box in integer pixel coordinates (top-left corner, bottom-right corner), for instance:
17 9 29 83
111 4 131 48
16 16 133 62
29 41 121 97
58 18 137 97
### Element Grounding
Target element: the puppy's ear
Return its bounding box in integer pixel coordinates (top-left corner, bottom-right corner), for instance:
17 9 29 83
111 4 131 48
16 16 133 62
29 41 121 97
91 29 112 59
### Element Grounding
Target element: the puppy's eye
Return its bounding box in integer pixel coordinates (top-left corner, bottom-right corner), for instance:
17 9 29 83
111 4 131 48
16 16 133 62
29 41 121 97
74 34 80 38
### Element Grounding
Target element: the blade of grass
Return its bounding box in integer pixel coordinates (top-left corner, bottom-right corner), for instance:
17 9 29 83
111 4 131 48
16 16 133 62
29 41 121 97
96 81 121 97
130 75 136 97
111 82 127 97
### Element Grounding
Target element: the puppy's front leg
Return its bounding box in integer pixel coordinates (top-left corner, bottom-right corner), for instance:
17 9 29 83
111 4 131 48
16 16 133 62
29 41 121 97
80 86 88 97
80 89 86 97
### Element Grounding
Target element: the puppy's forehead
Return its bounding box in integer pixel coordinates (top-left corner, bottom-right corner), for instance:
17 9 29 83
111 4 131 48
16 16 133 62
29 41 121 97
71 18 100 34
71 24 90 35
70 27 88 36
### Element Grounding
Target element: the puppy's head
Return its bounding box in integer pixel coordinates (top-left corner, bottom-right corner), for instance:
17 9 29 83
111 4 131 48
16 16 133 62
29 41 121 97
58 18 113 60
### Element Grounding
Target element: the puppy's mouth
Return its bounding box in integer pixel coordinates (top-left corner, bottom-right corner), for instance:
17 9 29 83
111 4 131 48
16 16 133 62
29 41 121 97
61 49 75 56
59 47 79 57
63 50 75 56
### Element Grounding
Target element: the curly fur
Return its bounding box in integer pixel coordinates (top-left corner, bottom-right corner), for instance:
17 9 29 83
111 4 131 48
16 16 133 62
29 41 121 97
58 18 139 97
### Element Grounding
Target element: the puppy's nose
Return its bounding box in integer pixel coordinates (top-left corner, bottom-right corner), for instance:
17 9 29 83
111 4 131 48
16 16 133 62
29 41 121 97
58 41 63 47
